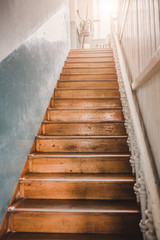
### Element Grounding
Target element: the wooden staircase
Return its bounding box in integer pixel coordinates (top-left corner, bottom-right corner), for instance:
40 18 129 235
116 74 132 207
2 49 142 240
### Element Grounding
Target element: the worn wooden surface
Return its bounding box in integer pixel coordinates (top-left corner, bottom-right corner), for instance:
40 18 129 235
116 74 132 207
28 154 131 173
66 57 114 62
52 98 121 109
62 67 116 74
2 232 142 240
60 73 117 80
64 61 115 68
8 199 140 234
58 80 118 88
42 122 126 136
5 49 141 239
47 109 124 121
54 89 120 98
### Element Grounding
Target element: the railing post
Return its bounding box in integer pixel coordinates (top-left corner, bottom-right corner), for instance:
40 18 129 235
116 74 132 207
145 203 157 240
138 170 148 239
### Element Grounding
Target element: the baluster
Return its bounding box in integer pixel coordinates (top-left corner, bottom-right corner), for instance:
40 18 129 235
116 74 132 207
138 170 148 239
145 203 157 240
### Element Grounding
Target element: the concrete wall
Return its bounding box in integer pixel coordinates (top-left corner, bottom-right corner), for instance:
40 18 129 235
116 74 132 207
0 0 68 62
0 0 70 225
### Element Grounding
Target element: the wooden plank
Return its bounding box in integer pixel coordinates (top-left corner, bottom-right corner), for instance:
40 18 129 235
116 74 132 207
1 232 143 240
62 67 116 74
54 89 120 98
42 122 126 136
47 109 124 122
68 53 113 57
64 62 115 68
132 46 160 90
19 173 135 200
70 48 113 52
66 57 114 62
52 98 121 109
58 80 118 89
9 211 140 234
60 74 117 80
35 136 129 153
28 154 131 173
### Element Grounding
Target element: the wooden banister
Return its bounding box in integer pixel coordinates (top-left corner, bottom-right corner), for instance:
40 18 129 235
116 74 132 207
132 46 160 90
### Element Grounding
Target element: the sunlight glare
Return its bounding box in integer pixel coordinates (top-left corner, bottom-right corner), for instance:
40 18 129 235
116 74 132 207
99 0 118 19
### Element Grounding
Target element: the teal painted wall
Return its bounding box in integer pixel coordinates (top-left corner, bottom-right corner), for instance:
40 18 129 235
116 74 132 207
0 3 70 225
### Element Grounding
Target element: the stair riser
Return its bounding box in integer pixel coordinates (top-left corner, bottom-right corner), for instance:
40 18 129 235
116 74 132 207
58 81 119 88
62 67 116 74
9 212 140 234
54 89 120 98
66 57 114 62
68 53 113 57
60 74 117 80
29 157 131 173
36 138 129 153
70 48 112 52
47 110 124 122
19 181 135 200
2 233 142 240
53 99 121 109
64 62 115 68
42 123 126 136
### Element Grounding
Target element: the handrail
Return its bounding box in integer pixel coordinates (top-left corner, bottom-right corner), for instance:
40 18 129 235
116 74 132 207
132 46 160 90
111 20 160 240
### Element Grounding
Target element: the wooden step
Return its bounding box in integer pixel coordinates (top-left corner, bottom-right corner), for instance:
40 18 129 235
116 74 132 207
28 153 131 173
58 80 118 88
19 173 135 200
62 67 116 74
60 73 117 80
47 109 124 122
1 232 142 240
8 199 141 234
64 61 115 68
35 136 129 153
52 98 121 109
41 121 126 136
54 89 120 98
70 48 113 52
66 57 114 62
68 53 113 58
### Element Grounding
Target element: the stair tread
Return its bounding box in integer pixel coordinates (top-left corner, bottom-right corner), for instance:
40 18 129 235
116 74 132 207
29 152 131 157
20 173 135 182
59 80 117 82
49 105 122 108
2 232 142 240
63 66 115 69
65 60 115 62
9 199 140 213
55 88 118 90
61 73 116 75
42 120 125 124
58 80 116 82
36 135 128 139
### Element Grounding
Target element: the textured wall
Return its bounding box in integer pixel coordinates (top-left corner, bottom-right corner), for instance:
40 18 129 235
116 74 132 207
117 0 160 181
0 3 70 225
0 0 67 62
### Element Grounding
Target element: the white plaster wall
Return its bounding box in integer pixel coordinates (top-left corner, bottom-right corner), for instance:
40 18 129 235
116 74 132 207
0 0 68 62
118 0 160 181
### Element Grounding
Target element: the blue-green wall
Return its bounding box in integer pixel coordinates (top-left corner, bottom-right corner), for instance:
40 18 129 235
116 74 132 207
0 4 70 225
